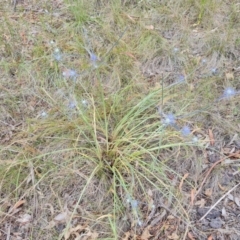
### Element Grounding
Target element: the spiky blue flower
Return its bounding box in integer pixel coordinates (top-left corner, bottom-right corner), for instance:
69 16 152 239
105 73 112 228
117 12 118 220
223 87 236 99
177 75 185 83
211 68 218 75
173 47 179 52
181 125 191 136
53 48 62 61
89 52 98 68
62 69 78 79
192 136 198 143
90 52 98 62
131 200 138 209
68 101 76 109
82 99 88 107
138 220 143 226
162 113 176 126
41 111 48 118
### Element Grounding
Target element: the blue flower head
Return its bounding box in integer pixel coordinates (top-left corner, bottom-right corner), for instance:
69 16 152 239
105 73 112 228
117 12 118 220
181 125 191 136
41 111 48 118
68 101 76 109
82 99 88 107
173 47 179 53
62 69 78 79
53 48 62 61
211 68 218 75
69 70 77 77
162 113 176 126
192 136 198 143
177 75 185 83
89 52 98 68
138 220 143 226
223 87 236 99
90 52 98 62
131 199 138 209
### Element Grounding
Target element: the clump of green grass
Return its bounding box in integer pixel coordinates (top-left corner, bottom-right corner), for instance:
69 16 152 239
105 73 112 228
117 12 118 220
1 80 198 238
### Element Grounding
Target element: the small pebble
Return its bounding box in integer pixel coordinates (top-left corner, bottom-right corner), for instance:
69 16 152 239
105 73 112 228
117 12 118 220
210 217 224 229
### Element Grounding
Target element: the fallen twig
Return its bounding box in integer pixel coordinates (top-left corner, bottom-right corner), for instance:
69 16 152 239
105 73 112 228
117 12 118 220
194 152 239 202
199 182 240 222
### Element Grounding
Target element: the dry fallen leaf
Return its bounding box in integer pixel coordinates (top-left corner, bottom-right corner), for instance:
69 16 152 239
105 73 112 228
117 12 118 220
195 198 206 208
147 189 153 197
8 199 26 215
168 232 179 240
223 147 233 154
82 230 98 240
179 173 189 192
187 232 195 240
124 52 137 60
145 25 154 30
191 188 196 206
205 188 212 197
64 225 85 239
122 231 131 240
227 150 240 158
228 194 240 207
225 72 234 80
11 200 26 211
221 207 227 218
141 226 153 240
228 193 234 201
189 83 195 91
234 196 240 207
45 220 56 229
54 212 68 222
207 234 213 240
218 182 227 191
208 129 215 146
167 215 175 220
87 231 98 240
125 14 136 22
64 224 98 240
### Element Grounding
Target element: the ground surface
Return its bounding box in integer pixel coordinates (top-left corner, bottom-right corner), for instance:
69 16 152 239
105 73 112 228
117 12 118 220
0 0 240 239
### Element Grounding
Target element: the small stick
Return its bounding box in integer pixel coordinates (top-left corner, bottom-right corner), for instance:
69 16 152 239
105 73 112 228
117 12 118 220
199 182 240 222
194 152 239 201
